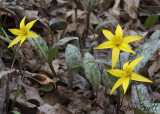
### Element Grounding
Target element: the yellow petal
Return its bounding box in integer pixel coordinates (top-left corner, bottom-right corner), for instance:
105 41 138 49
94 41 115 49
26 19 38 31
8 35 22 48
106 69 125 77
123 36 144 43
119 42 135 54
130 73 152 83
27 31 40 38
122 77 129 94
102 29 115 41
112 47 120 68
127 56 144 73
110 77 125 95
20 36 26 46
115 24 123 39
123 61 129 71
20 16 26 29
8 29 22 35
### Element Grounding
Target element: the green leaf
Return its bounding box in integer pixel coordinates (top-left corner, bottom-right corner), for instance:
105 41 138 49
48 34 60 66
10 110 21 114
51 37 79 48
83 52 101 91
132 84 160 113
148 30 160 42
95 20 117 32
134 108 146 114
88 0 99 13
130 41 160 73
145 13 160 29
1 28 19 60
39 84 54 92
65 44 82 79
102 69 114 90
27 36 49 61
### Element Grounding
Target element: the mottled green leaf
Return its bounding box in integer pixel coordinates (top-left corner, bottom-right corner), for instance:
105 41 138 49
83 52 101 91
95 20 117 32
148 30 160 42
27 36 48 61
65 44 82 78
130 41 160 73
51 37 79 49
102 69 114 90
49 18 67 30
132 84 160 113
39 84 54 92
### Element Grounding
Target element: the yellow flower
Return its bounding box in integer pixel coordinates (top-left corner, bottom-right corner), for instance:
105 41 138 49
8 16 40 48
94 24 143 68
106 56 152 95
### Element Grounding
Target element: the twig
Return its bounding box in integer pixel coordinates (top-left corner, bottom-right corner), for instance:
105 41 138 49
0 35 10 43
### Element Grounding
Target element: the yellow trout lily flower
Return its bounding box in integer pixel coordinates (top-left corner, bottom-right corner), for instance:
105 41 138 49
8 16 40 48
106 56 152 95
94 24 143 68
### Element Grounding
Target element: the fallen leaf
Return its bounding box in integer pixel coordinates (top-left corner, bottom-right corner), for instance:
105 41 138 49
23 84 45 107
38 103 73 114
24 71 56 87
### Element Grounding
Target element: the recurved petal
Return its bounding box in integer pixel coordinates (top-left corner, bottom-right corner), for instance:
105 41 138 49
106 69 125 77
27 31 40 38
123 61 129 71
123 36 144 43
94 41 115 49
122 77 129 94
110 77 125 95
119 42 135 54
20 16 26 29
26 19 38 31
130 73 153 83
112 47 120 68
8 35 22 48
8 29 22 35
20 36 26 46
127 56 144 73
102 29 115 41
115 24 123 39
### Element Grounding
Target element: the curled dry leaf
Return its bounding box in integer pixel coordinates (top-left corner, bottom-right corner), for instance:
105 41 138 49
24 71 56 87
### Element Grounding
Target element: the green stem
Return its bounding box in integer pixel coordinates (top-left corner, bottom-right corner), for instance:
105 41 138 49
116 55 122 114
135 81 142 106
32 38 58 77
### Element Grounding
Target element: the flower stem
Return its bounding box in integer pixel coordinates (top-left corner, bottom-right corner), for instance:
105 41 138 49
135 81 142 106
116 55 122 114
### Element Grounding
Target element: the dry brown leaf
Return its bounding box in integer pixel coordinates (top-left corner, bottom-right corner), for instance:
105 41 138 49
38 103 73 114
10 91 37 114
148 57 160 77
23 84 45 106
123 0 140 19
25 71 56 87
